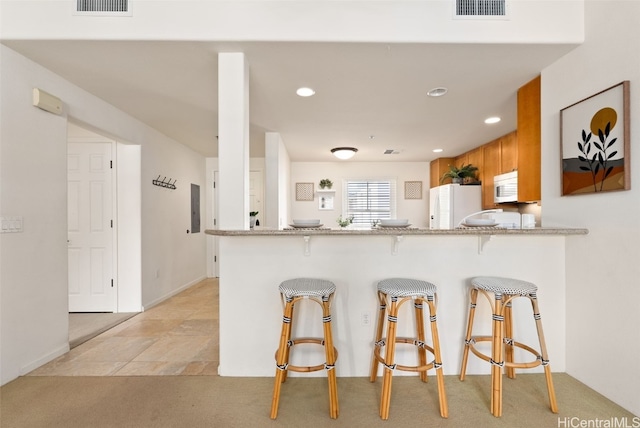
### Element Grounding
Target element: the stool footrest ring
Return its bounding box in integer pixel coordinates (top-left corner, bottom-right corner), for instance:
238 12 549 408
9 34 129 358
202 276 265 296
274 337 339 373
468 335 545 369
373 337 441 373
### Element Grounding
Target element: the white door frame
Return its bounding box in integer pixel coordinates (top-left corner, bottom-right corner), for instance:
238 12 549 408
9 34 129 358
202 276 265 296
67 127 142 314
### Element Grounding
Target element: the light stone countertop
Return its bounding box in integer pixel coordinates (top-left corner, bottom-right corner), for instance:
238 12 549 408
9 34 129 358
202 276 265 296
205 226 588 236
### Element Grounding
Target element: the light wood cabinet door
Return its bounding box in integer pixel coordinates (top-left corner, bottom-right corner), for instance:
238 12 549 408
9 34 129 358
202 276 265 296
430 157 455 188
482 140 500 209
517 76 541 201
466 147 483 183
500 131 518 174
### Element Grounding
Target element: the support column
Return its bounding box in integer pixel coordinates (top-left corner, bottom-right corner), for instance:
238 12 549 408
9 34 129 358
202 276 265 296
265 132 290 229
218 53 250 229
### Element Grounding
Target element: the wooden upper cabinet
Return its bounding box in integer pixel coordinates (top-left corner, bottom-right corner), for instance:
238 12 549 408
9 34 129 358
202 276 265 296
482 140 501 209
429 157 455 188
517 76 541 201
454 153 468 169
466 147 483 183
500 131 518 174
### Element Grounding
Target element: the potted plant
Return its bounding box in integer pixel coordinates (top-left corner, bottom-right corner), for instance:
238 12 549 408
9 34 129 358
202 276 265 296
336 215 354 228
249 211 259 228
440 163 479 184
319 178 333 189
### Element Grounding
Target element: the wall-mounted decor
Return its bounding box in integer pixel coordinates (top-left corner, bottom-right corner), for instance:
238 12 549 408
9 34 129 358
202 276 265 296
319 193 334 210
404 181 423 199
295 182 314 201
560 81 630 195
153 175 177 190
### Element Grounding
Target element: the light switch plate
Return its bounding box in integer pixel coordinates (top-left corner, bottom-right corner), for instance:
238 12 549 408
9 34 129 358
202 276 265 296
1 216 24 233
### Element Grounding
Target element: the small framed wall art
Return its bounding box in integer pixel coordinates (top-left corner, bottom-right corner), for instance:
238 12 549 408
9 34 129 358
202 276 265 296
560 81 630 195
295 182 314 201
404 181 423 199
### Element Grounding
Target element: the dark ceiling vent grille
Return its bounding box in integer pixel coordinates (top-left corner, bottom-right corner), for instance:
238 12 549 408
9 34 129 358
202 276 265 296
456 0 506 16
77 0 128 12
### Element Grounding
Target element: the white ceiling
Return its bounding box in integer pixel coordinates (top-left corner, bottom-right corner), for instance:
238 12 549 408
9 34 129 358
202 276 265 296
4 40 577 162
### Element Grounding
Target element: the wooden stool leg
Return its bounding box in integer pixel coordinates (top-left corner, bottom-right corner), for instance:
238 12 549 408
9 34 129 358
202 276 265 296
379 295 398 420
460 288 478 381
427 296 449 418
270 296 295 419
491 293 505 417
530 294 558 414
369 291 387 382
504 299 516 379
322 294 339 419
414 298 428 382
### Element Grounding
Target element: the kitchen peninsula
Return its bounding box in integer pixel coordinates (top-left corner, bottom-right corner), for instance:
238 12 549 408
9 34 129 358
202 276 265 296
206 226 587 378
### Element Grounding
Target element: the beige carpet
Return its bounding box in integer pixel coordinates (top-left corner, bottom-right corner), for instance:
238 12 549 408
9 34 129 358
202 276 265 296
1 373 636 427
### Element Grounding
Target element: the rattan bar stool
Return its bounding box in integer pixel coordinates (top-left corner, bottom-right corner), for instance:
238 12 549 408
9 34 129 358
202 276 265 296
459 276 558 417
270 278 339 419
369 278 448 420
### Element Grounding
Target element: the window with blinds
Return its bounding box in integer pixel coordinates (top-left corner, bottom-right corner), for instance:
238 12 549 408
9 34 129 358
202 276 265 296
344 179 396 225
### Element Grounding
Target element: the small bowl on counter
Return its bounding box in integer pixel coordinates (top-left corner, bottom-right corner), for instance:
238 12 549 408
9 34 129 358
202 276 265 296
379 219 410 227
291 219 321 227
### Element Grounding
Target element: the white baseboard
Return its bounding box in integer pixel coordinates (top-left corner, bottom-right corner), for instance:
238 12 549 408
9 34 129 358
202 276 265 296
20 343 70 376
142 275 207 312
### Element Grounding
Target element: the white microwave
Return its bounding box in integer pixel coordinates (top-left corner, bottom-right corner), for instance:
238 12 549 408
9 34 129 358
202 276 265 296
494 171 518 203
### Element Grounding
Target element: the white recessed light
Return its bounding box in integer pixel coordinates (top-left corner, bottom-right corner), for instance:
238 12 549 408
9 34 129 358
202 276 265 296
484 116 501 124
427 87 448 97
433 148 444 153
296 87 315 97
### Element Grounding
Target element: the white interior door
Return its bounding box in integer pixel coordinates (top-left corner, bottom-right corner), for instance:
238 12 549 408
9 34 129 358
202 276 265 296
68 141 115 312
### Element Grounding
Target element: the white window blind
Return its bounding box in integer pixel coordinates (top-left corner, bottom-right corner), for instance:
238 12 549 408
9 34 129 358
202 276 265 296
344 179 396 225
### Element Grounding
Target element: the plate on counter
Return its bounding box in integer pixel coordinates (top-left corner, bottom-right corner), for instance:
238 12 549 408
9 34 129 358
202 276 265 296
379 219 409 227
288 224 324 229
462 219 498 227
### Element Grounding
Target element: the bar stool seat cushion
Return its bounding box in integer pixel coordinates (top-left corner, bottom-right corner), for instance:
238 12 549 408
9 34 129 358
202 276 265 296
279 278 336 298
377 278 437 297
471 276 537 296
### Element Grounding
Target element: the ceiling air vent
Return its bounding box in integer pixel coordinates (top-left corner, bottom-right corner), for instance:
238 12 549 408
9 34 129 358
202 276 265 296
76 0 130 14
455 0 507 17
384 149 400 155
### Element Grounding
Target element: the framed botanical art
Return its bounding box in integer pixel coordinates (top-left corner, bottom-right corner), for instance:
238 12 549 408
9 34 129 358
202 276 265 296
560 81 630 195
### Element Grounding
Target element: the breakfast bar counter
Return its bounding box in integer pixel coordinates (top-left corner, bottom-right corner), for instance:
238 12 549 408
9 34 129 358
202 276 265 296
205 226 587 236
206 227 587 378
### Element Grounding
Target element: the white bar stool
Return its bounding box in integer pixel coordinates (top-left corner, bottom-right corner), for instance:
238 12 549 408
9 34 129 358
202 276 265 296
369 278 448 420
459 276 558 417
270 278 339 419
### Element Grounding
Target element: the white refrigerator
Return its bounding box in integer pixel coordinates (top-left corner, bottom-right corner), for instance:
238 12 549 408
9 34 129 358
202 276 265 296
429 184 482 229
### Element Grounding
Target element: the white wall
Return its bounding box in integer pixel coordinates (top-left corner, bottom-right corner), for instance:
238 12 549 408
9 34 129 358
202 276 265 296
218 234 568 378
0 1 584 45
290 162 429 228
541 1 640 415
0 45 207 384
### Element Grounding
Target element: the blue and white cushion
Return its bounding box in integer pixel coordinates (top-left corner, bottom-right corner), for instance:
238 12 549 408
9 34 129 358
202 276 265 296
377 278 437 297
471 276 537 295
279 278 336 298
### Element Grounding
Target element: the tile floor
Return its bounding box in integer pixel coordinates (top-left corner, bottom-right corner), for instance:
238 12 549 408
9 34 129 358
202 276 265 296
28 278 219 377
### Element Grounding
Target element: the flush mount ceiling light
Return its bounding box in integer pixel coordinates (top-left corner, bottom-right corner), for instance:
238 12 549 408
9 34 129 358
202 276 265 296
484 116 501 124
433 148 444 153
296 87 315 97
331 147 358 160
427 87 448 97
